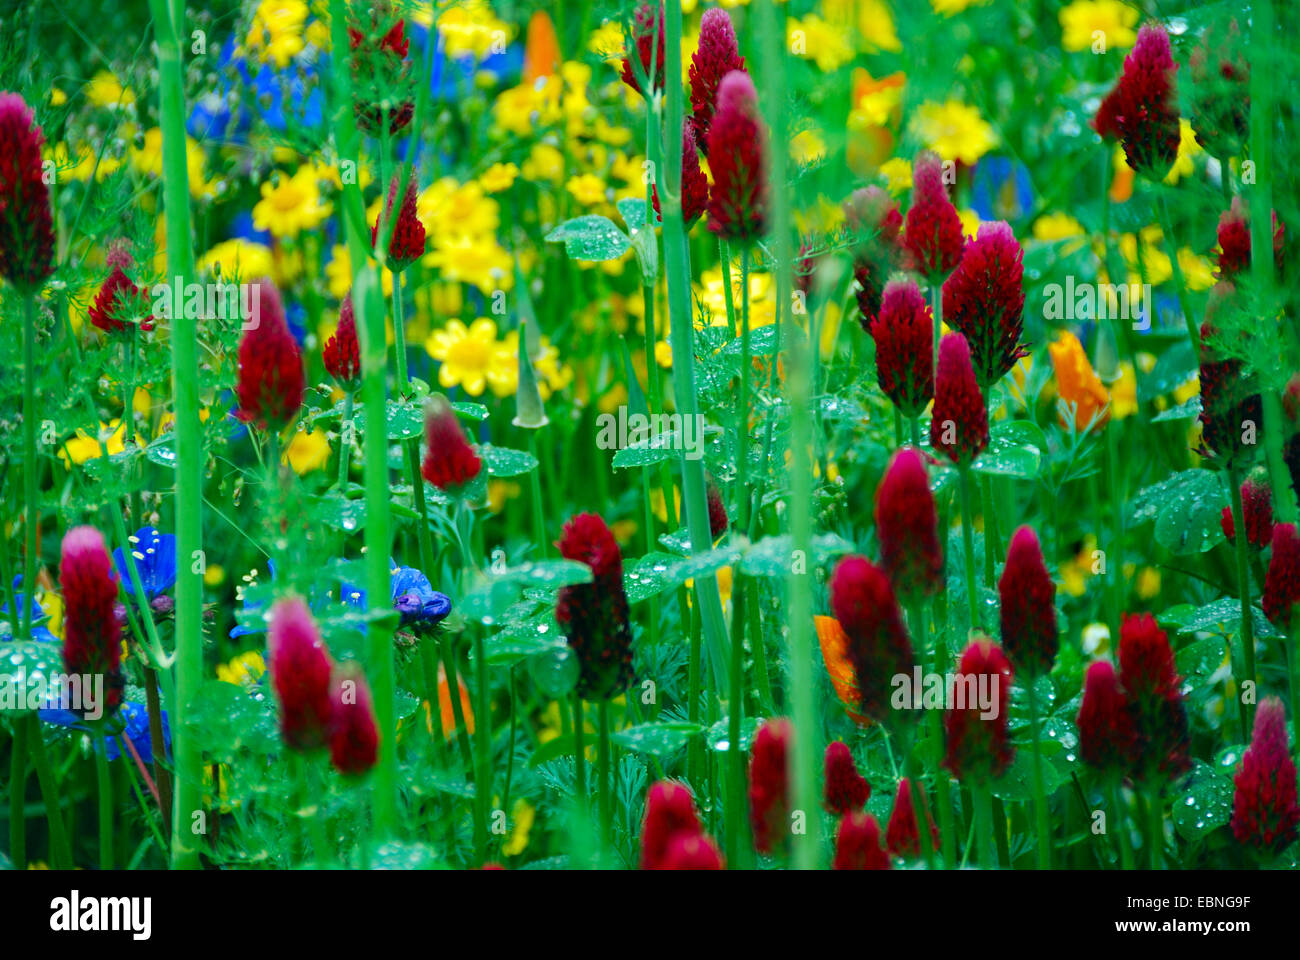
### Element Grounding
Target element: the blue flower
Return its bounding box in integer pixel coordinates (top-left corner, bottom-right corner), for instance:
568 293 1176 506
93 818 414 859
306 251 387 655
2 582 58 643
971 156 1033 224
229 559 278 639
113 526 177 599
39 702 171 764
343 561 451 629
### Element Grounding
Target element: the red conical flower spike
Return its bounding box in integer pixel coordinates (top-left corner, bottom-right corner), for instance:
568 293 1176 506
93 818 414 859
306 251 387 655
943 637 1014 784
88 263 154 335
60 526 123 717
705 71 767 243
0 92 56 292
660 831 725 870
689 8 745 151
328 662 379 775
885 777 940 858
1077 660 1137 776
874 448 942 606
1215 197 1284 280
1093 23 1180 178
653 123 709 229
941 220 1026 391
706 479 729 539
1263 523 1300 628
620 4 666 96
823 741 870 815
930 332 989 465
235 279 303 431
1219 474 1273 549
829 556 914 723
373 171 426 272
323 295 362 391
555 512 633 701
421 395 482 492
1117 613 1190 781
845 186 903 332
268 596 334 751
998 526 1058 677
903 151 964 280
748 717 791 855
832 812 891 870
640 780 702 869
1230 697 1300 853
870 281 934 420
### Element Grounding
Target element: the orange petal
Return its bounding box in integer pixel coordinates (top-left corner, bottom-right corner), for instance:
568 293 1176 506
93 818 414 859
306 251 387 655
815 615 868 725
433 662 476 737
523 11 560 82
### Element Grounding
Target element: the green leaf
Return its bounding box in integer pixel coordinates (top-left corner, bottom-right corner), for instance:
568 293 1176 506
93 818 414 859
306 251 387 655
0 642 64 714
1152 469 1226 555
483 613 567 666
972 420 1046 479
616 197 650 233
624 552 686 603
611 721 702 756
611 430 699 469
451 401 489 421
740 533 855 577
1150 397 1201 423
1173 761 1233 841
1173 597 1280 640
310 494 367 532
707 717 760 753
991 749 1066 802
544 215 630 261
343 399 424 440
145 433 178 467
479 444 539 477
182 680 279 760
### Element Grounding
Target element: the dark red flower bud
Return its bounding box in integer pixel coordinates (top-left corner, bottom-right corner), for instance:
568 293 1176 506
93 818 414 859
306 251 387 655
269 596 334 751
902 151 964 280
941 221 1026 391
885 777 939 858
652 123 709 229
689 8 745 151
620 4 666 96
832 812 891 870
830 555 914 722
235 279 303 431
930 332 989 465
1220 474 1274 549
1077 660 1137 775
660 831 725 869
323 295 362 390
1093 23 1180 178
943 637 1014 785
60 526 123 717
823 740 870 815
1215 197 1284 280
640 780 702 869
875 448 942 606
555 512 633 701
1118 613 1190 781
0 92 56 292
1196 307 1261 470
705 71 768 243
706 480 728 539
348 13 413 133
1263 522 1300 628
88 265 154 335
748 717 791 855
1231 697 1300 853
373 171 425 272
421 395 482 491
328 662 379 775
1188 18 1250 160
871 281 934 419
998 526 1058 677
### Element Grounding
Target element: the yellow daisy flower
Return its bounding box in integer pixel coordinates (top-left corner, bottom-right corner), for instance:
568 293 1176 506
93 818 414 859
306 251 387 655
426 318 502 396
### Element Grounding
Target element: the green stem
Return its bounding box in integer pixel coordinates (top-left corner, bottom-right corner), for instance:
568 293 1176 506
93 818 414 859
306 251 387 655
147 0 202 870
1104 420 1124 644
572 694 587 799
21 293 37 643
726 574 747 867
958 465 981 630
979 473 1001 585
27 714 72 869
1145 789 1164 870
528 431 548 559
337 390 353 496
596 699 612 856
1155 194 1200 352
1229 469 1257 736
1026 681 1052 869
97 733 114 869
9 718 27 869
474 630 491 863
1110 781 1134 870
972 784 996 869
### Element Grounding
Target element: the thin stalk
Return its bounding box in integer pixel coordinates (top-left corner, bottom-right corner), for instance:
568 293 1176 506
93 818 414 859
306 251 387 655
726 576 747 866
596 700 612 856
21 293 37 643
930 284 943 377
958 465 981 629
528 431 548 559
1155 194 1200 352
27 714 72 868
1110 781 1134 870
572 694 587 798
148 0 202 870
1104 420 1124 645
972 784 996 869
96 733 114 869
9 718 27 869
142 668 172 825
661 0 731 695
686 597 704 786
1229 469 1256 736
1146 789 1164 870
337 390 354 496
474 631 491 863
979 474 1001 585
1026 680 1052 869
